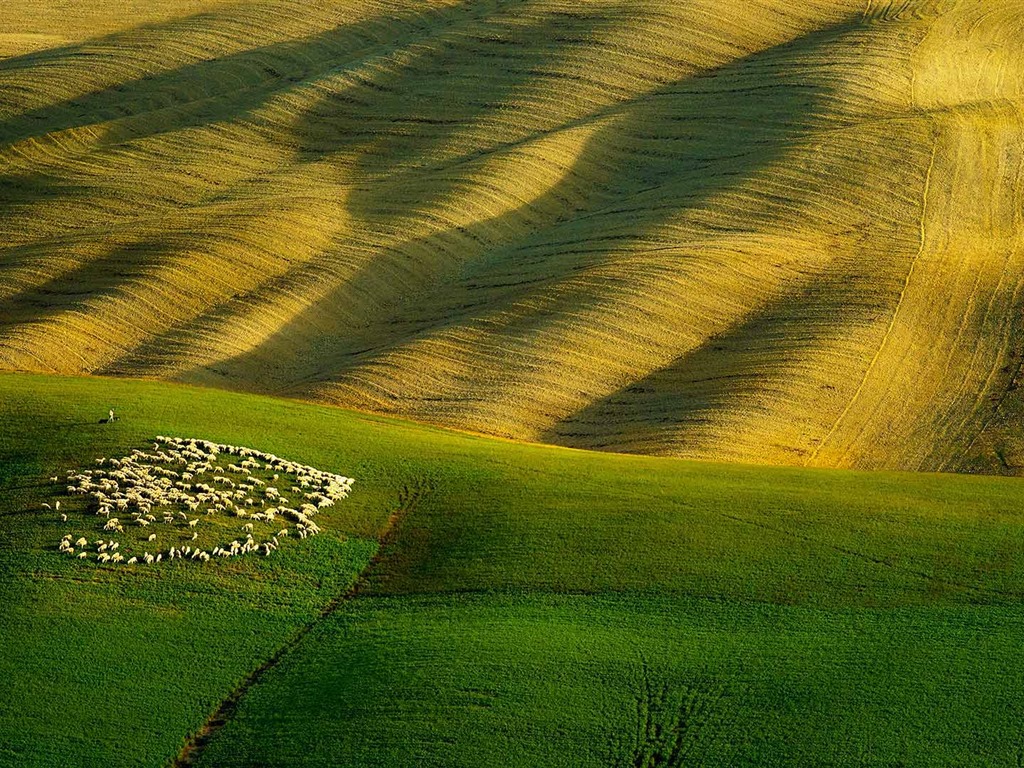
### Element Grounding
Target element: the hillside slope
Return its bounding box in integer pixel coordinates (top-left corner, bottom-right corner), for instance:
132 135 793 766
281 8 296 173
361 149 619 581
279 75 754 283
4 373 1024 766
2 0 1023 473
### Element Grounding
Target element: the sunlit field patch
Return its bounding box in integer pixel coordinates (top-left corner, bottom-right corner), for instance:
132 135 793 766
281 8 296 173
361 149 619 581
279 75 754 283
51 436 354 566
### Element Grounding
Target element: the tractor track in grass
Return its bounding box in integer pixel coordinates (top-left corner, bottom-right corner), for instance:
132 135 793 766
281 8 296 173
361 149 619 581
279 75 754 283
626 651 739 768
168 475 433 768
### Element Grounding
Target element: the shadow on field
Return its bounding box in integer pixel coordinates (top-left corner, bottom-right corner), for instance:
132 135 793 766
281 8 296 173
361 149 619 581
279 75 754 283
540 263 899 457
0 235 180 327
0 2 515 150
99 0 636 379
2 2 909 453
0 0 512 339
184 15 869 399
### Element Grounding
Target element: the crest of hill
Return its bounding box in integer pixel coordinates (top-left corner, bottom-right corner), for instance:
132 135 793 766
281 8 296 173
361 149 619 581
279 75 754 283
1 0 1023 474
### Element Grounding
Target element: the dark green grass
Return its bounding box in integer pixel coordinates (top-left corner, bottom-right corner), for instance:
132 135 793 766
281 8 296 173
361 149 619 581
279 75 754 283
365 447 1024 605
3 372 1024 766
195 593 1024 767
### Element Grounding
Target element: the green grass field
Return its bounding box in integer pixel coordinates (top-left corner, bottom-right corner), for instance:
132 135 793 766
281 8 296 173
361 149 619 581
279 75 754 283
2 372 1024 766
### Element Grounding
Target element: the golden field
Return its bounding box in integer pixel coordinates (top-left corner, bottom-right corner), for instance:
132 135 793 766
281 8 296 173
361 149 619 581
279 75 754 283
2 0 1023 473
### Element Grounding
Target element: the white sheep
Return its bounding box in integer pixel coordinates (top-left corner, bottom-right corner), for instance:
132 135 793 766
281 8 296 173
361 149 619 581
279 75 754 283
62 437 354 568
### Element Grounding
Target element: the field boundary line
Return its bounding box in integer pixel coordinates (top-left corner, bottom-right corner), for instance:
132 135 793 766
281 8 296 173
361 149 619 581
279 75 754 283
168 476 433 768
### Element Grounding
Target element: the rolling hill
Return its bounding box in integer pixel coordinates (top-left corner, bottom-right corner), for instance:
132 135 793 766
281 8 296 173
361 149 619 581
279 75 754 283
3 372 1024 766
2 0 1024 474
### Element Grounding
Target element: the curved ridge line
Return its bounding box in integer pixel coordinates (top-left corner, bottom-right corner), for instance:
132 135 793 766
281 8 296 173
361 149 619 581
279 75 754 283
805 136 938 466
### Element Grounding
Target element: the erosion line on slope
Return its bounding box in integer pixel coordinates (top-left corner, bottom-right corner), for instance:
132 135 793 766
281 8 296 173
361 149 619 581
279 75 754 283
167 476 433 768
805 136 938 465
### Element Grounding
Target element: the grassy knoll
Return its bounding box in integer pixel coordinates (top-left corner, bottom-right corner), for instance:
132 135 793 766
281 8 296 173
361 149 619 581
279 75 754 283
3 372 1024 765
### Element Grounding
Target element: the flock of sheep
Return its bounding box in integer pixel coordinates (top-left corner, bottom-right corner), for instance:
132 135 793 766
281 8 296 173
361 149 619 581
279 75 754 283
52 436 354 566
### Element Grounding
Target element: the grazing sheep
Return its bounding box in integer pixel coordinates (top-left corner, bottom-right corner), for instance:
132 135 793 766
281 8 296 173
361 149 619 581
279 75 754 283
58 437 355 569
